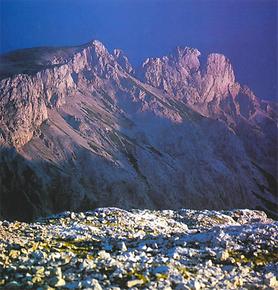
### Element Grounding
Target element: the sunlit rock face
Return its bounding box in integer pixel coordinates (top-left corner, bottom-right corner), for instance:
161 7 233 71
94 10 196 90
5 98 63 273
139 46 277 176
0 40 276 221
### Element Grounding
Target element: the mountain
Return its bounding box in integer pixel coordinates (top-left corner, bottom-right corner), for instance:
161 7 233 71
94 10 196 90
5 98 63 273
0 40 277 221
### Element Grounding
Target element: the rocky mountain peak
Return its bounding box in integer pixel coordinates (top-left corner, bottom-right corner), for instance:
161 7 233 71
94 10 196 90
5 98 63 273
113 49 133 73
175 46 201 57
87 39 106 48
206 53 235 86
85 40 110 57
174 46 201 71
0 40 277 221
71 40 114 70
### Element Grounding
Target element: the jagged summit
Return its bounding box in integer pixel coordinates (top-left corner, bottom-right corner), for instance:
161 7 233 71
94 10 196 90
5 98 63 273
86 39 105 47
0 40 277 221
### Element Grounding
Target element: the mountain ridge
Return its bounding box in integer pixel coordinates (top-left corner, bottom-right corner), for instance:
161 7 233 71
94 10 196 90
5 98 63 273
0 40 277 221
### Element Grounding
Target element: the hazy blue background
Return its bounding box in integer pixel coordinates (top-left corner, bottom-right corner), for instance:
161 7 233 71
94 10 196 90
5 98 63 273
0 0 277 100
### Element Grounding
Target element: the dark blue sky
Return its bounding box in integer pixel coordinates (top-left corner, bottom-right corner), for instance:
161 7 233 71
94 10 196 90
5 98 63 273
0 0 277 100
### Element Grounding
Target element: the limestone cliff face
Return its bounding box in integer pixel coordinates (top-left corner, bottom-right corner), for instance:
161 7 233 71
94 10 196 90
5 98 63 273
0 74 48 147
0 40 276 221
0 41 126 147
140 47 201 97
140 48 241 115
139 48 277 175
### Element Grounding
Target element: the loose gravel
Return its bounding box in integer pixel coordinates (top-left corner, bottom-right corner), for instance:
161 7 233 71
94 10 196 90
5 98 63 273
0 208 277 289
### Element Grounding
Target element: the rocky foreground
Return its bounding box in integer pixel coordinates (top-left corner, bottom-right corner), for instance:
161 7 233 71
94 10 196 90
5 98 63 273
0 208 277 290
